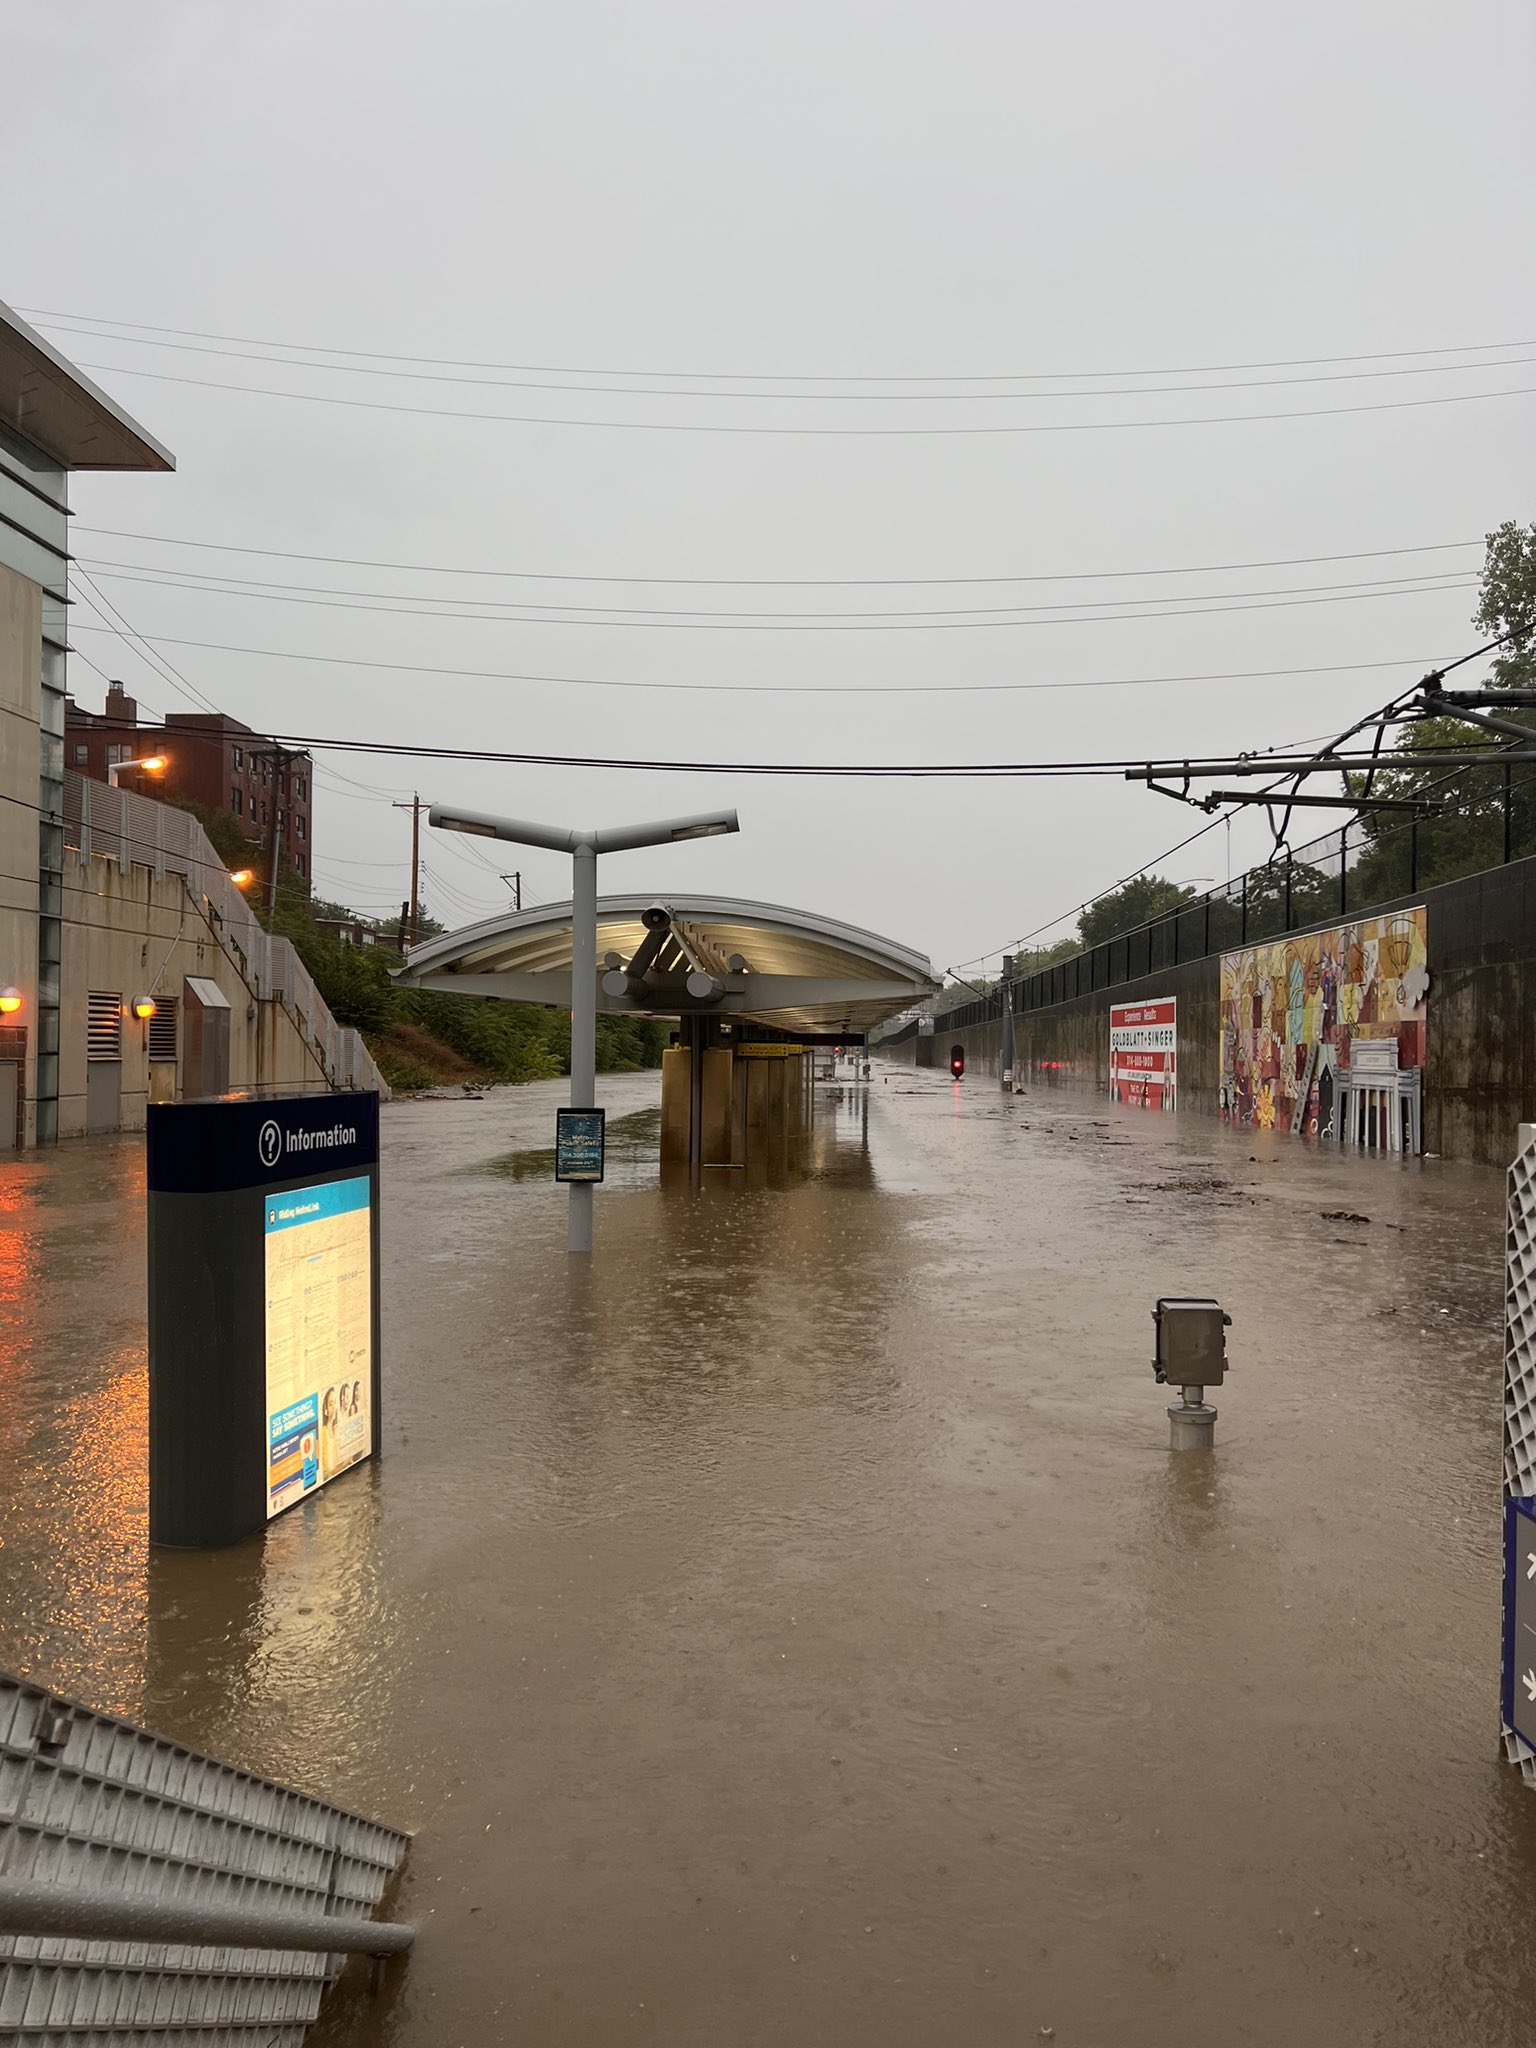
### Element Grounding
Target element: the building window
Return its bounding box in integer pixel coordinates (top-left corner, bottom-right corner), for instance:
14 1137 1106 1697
232 745 243 769
73 743 88 765
294 852 306 877
276 810 285 833
296 814 305 840
148 999 178 1062
87 992 122 1060
231 787 243 815
105 742 130 765
295 775 307 801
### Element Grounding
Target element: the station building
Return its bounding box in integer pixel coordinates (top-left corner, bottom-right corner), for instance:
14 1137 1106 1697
0 298 381 1145
67 682 315 890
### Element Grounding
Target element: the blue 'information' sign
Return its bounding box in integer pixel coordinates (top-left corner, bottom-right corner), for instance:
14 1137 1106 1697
555 1107 606 1183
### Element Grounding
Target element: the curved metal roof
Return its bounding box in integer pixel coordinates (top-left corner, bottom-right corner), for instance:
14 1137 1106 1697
398 893 939 1038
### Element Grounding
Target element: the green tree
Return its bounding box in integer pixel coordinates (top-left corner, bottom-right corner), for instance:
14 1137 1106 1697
1475 519 1536 690
1012 936 1080 974
1076 873 1195 948
1344 522 1536 900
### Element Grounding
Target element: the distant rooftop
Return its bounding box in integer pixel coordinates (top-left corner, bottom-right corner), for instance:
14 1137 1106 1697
0 299 174 471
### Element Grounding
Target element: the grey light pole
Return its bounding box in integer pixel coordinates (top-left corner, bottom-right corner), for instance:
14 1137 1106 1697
999 957 1015 1092
429 803 739 1253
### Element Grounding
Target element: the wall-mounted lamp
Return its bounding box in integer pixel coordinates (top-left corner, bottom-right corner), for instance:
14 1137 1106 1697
132 996 157 1021
0 989 22 1016
229 869 255 889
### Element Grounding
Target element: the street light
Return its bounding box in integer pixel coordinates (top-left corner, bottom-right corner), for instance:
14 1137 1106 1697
430 804 740 1254
107 753 167 787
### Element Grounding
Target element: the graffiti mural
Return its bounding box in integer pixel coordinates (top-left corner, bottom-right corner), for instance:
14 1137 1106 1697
1219 908 1427 1137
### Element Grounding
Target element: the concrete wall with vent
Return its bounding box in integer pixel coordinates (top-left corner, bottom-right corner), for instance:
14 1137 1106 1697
59 855 331 1138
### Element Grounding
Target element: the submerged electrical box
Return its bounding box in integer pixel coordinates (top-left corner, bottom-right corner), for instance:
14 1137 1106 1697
1152 1297 1232 1387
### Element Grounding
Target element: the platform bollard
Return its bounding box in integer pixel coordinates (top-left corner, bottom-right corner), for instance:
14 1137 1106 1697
1166 1385 1217 1450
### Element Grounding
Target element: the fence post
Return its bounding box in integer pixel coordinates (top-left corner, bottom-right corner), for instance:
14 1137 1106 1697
1284 855 1293 930
1339 827 1348 916
1203 892 1211 959
1240 871 1247 941
1410 817 1419 893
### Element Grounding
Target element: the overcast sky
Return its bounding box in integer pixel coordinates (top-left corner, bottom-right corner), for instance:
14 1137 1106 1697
6 0 1534 974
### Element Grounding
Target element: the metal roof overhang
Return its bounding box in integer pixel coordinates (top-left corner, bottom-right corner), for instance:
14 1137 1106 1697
396 893 941 1039
0 301 175 471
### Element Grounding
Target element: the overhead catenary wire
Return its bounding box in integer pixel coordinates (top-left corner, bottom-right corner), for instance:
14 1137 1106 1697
73 525 1484 589
63 356 1536 436
28 319 1536 401
944 641 1528 971
75 557 1478 629
64 624 1467 700
24 306 1536 381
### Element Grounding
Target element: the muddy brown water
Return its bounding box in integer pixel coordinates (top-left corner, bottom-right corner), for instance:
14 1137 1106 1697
1 1069 1532 2045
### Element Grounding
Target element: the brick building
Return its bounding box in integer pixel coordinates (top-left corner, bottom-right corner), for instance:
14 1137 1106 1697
66 682 313 889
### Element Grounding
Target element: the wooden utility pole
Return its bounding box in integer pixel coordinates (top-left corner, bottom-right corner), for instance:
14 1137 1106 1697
263 744 288 918
502 870 522 911
393 793 422 943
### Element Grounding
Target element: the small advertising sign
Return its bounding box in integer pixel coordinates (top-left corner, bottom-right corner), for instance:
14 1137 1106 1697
555 1106 606 1182
1110 997 1177 1111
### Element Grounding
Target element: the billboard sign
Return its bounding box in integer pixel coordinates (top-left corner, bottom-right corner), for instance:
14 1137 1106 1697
148 1091 381 1549
1110 997 1177 1111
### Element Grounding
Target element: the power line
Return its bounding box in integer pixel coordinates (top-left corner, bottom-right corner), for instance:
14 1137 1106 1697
64 624 1466 699
178 730 1447 780
24 306 1536 381
67 356 1536 437
73 525 1484 589
75 556 1477 627
31 318 1536 401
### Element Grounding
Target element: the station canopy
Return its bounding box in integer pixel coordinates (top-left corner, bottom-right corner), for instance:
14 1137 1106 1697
397 893 940 1040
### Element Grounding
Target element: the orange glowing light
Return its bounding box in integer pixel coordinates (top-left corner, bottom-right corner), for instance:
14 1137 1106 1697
137 754 168 774
0 989 21 1015
132 996 157 1021
229 868 255 888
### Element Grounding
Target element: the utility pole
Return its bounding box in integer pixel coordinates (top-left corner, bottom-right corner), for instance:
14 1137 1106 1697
392 793 423 944
501 871 522 911
263 744 288 919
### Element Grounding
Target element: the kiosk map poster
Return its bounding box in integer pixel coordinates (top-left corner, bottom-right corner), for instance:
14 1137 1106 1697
1110 997 1177 1111
265 1175 373 1517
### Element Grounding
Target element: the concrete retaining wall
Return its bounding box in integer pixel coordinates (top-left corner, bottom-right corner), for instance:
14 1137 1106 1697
886 857 1536 1167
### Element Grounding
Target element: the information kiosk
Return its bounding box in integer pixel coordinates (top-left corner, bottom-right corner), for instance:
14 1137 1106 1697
147 1091 381 1548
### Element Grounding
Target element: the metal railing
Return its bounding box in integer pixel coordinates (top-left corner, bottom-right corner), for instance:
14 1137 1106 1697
932 762 1536 1034
0 1876 414 1957
64 772 389 1097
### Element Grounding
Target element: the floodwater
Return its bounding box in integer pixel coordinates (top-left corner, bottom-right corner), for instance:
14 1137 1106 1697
1 1068 1532 2046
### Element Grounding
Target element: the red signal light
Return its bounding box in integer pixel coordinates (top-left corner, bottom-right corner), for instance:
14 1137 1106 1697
950 1044 965 1079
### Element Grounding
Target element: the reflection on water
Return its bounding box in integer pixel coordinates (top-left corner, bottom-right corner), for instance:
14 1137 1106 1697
7 1074 1536 2046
